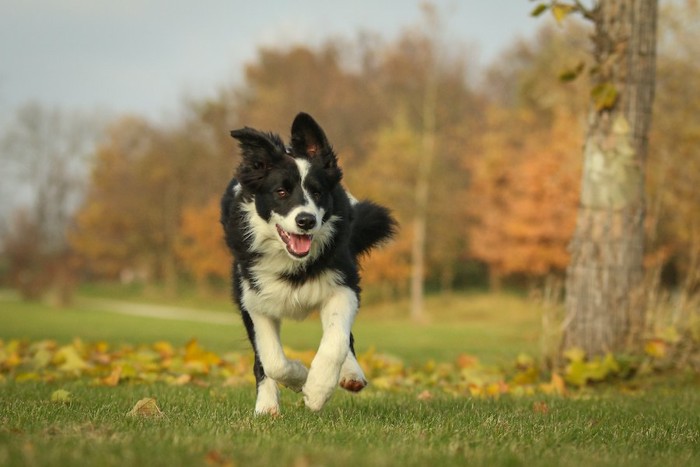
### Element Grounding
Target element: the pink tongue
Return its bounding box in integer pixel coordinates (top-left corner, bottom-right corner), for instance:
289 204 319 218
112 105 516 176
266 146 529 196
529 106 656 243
289 234 312 255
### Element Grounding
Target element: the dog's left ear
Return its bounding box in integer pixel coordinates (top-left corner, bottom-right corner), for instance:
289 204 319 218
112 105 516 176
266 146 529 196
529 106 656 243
291 112 342 183
291 113 329 157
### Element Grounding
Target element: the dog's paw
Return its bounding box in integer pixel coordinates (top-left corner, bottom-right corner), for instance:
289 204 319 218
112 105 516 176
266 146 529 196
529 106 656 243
255 377 280 416
339 353 367 392
302 368 335 411
280 359 308 392
254 404 280 417
339 377 367 392
302 383 334 412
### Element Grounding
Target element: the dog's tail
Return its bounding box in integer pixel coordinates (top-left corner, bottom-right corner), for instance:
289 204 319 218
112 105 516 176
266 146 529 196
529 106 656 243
350 200 398 257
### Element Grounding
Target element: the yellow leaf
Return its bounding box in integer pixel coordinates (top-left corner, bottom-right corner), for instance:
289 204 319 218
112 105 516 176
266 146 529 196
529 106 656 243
2 351 22 369
516 353 535 369
591 83 619 110
15 372 41 382
153 341 175 358
54 346 89 373
564 360 588 386
551 3 576 22
102 366 122 387
127 397 164 418
94 341 110 354
601 353 620 374
170 374 192 386
468 384 483 397
563 347 585 363
51 389 72 403
184 338 221 370
644 339 667 358
32 349 53 369
551 372 567 395
512 366 539 385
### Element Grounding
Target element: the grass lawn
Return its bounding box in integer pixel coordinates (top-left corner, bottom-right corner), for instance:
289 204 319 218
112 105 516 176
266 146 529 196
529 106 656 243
1 382 699 467
2 290 699 466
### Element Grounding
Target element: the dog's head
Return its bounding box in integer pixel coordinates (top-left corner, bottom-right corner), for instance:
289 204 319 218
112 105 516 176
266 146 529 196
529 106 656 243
231 113 342 260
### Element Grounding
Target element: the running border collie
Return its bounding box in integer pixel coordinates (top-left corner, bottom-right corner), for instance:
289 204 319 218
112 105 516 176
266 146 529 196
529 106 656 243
220 113 396 414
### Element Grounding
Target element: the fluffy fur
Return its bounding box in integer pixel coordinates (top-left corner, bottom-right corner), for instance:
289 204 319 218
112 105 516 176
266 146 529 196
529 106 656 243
220 112 396 414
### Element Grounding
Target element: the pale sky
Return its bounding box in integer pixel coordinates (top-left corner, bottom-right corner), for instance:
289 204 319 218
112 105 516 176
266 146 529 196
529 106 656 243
0 1 547 125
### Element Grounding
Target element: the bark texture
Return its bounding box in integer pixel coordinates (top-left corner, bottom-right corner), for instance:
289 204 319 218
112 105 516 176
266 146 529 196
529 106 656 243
563 0 658 355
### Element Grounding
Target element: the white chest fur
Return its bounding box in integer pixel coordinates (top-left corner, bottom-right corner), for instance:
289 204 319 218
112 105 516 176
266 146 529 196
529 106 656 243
241 269 342 320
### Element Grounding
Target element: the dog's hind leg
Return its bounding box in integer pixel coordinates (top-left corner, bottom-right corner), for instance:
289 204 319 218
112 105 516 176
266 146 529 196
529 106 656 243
339 332 367 392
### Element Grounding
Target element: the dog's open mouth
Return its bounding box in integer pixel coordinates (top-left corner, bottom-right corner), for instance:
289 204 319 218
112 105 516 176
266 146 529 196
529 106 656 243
276 225 313 258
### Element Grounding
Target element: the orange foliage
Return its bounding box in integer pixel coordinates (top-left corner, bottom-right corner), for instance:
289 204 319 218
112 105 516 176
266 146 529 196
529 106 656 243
468 108 582 278
176 197 231 283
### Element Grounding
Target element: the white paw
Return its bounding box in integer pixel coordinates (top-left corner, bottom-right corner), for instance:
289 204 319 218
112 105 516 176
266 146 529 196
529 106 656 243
302 363 338 411
254 378 280 416
302 382 334 412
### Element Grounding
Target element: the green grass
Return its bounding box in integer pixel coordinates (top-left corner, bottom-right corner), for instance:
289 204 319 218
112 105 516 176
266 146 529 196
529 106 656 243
2 289 699 466
1 382 699 467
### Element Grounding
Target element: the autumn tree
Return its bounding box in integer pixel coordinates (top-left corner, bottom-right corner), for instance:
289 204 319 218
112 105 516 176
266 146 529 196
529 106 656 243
468 107 582 289
71 117 152 279
71 117 180 289
533 0 659 355
176 197 230 292
0 102 101 301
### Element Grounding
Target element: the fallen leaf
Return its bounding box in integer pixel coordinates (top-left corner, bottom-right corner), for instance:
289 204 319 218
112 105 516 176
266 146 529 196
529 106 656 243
644 339 667 358
127 397 164 418
204 450 235 467
456 354 479 369
51 389 72 403
54 345 88 373
102 366 122 387
533 401 549 414
551 372 567 395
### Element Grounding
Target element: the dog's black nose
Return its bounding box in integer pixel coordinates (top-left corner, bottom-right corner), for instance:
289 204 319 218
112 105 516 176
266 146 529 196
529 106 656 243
295 213 317 231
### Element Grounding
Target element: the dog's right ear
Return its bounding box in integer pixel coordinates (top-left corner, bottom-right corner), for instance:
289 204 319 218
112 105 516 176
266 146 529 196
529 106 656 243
231 127 285 190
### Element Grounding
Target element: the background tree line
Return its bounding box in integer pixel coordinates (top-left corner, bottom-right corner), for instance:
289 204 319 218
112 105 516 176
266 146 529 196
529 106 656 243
1 2 698 323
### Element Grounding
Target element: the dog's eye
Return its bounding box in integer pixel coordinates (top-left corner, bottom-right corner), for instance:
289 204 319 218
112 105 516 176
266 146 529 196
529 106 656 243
312 191 322 202
276 188 289 199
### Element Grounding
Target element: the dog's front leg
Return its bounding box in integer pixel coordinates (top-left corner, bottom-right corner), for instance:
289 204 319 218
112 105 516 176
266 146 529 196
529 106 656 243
303 287 358 411
248 312 309 395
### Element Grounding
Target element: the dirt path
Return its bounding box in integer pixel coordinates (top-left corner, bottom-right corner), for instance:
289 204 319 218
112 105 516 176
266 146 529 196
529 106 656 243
78 297 239 326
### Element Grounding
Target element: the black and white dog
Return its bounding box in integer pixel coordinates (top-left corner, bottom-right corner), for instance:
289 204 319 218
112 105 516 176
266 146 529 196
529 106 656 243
221 113 396 414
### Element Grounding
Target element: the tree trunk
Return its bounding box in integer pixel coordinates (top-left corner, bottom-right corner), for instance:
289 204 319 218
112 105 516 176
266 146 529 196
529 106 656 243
563 0 658 356
410 95 436 323
410 14 439 324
